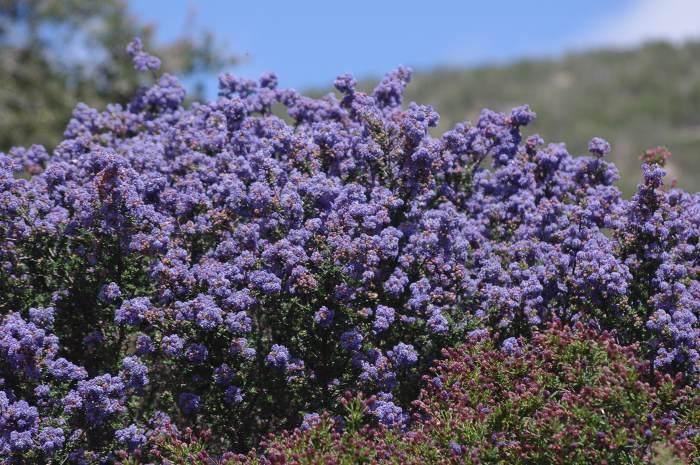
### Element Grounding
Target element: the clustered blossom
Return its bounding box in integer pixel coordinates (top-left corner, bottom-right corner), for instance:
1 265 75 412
588 136 611 156
99 282 122 303
63 374 127 425
0 394 39 455
0 314 59 380
388 343 418 368
369 392 407 428
178 392 201 416
28 306 55 329
340 329 364 352
161 334 185 357
265 344 290 369
114 297 150 325
120 356 149 391
501 336 521 355
135 334 154 355
0 37 698 462
373 305 395 333
114 424 146 451
126 37 161 71
36 427 64 456
313 306 334 328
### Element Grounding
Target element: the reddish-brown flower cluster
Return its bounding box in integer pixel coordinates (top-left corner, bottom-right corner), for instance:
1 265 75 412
415 323 698 463
213 324 699 465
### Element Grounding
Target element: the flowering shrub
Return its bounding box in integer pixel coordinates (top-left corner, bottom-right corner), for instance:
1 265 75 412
226 325 699 465
0 38 698 462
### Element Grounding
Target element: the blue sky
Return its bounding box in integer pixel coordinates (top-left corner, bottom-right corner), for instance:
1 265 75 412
132 0 700 93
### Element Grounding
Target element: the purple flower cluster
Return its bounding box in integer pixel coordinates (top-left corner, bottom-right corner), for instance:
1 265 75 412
265 344 291 369
114 424 146 451
0 314 59 380
120 356 149 391
0 37 698 460
369 392 407 428
177 392 201 416
0 393 39 455
373 305 395 333
388 343 418 368
126 37 161 72
114 297 150 326
63 374 127 425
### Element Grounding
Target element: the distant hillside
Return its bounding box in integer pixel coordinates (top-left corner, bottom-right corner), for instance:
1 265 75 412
321 41 700 194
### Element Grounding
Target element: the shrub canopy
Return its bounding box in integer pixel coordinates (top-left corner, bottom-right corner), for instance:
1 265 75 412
0 40 698 463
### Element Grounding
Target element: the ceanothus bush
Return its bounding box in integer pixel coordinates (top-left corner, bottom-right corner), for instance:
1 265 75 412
0 38 698 462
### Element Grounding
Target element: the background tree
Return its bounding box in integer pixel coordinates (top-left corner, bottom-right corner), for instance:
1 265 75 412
0 0 235 150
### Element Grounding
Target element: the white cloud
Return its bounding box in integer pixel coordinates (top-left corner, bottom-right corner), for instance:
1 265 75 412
580 0 700 47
